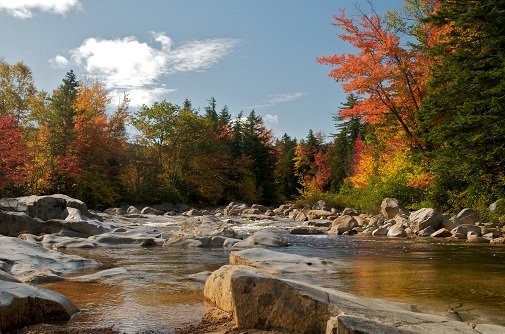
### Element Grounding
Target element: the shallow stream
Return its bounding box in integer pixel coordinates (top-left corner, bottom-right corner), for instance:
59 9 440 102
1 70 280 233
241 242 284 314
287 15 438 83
44 224 505 333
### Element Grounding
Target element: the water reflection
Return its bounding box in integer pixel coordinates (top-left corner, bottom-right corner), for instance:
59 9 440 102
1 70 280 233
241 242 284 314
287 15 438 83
43 235 505 332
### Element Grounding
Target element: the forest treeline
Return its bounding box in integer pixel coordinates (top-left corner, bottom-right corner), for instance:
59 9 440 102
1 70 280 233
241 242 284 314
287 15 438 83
0 0 504 217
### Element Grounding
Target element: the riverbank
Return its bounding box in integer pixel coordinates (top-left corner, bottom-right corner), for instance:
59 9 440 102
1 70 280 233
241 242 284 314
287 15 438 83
1 194 505 333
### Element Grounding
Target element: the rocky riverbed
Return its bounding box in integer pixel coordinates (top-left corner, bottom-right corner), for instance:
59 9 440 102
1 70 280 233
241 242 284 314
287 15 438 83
1 194 505 333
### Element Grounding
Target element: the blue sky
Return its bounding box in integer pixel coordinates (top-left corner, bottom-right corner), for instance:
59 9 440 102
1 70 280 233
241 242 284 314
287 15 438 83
0 0 403 140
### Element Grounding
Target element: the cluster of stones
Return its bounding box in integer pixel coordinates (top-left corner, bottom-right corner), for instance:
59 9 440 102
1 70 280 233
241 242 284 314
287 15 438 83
280 198 505 244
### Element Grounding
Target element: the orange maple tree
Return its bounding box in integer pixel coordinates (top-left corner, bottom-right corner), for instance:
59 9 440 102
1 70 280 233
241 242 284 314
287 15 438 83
317 9 432 149
0 114 29 191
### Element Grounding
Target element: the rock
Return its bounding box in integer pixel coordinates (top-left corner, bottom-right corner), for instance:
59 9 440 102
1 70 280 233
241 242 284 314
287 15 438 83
329 215 358 235
185 208 203 216
204 265 332 333
290 226 326 235
224 202 248 216
312 200 331 211
0 210 43 236
387 224 407 238
451 224 482 237
0 236 100 283
176 203 191 212
231 231 288 248
104 207 126 215
0 194 92 221
455 208 480 225
490 237 505 244
127 206 140 214
251 204 269 213
342 207 358 216
163 235 204 247
141 206 165 215
46 218 115 236
188 271 213 283
229 248 338 278
409 208 445 233
380 198 406 219
0 280 79 332
89 231 159 247
443 217 464 231
70 267 128 282
307 210 335 220
474 324 505 334
372 226 389 236
489 199 505 214
466 234 490 243
430 228 452 238
204 265 479 334
293 211 308 222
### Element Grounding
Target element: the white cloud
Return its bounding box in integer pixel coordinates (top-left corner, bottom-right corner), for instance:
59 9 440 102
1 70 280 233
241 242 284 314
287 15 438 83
48 55 69 68
252 92 306 109
0 0 80 19
56 32 238 106
110 87 177 108
263 114 279 126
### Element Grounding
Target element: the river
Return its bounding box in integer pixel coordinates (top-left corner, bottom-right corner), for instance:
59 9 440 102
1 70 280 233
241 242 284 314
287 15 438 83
43 221 505 333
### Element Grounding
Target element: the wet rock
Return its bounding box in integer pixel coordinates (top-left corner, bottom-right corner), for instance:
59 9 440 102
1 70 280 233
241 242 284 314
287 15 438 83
409 208 446 233
329 215 358 235
141 206 165 215
0 280 79 332
231 231 288 248
70 267 128 282
430 228 452 238
380 198 406 219
290 226 326 235
188 271 213 283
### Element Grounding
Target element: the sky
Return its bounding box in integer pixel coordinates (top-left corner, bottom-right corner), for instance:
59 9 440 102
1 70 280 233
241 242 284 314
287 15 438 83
0 0 404 140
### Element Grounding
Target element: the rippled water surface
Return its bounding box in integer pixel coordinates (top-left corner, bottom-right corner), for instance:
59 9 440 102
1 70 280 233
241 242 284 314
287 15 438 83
44 230 505 333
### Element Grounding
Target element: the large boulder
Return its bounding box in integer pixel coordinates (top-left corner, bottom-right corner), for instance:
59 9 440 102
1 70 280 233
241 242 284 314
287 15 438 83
380 198 406 219
0 210 45 236
451 224 482 238
0 280 78 332
0 236 100 283
204 265 480 334
329 215 358 235
387 223 407 238
0 194 91 221
224 202 249 216
307 210 335 220
409 208 446 233
204 265 333 333
455 208 480 225
89 230 160 247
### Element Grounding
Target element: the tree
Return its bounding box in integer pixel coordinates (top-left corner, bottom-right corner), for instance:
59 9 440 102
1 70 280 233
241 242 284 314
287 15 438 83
0 60 36 123
317 7 433 149
418 0 505 209
274 134 299 201
0 114 28 194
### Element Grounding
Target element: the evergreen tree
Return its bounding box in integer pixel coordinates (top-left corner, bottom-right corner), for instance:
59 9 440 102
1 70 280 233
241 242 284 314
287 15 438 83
419 0 505 209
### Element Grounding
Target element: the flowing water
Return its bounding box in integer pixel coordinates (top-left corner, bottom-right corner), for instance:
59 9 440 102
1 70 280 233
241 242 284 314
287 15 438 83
43 226 505 333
